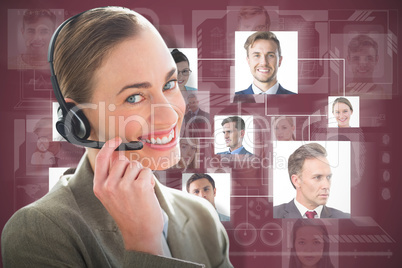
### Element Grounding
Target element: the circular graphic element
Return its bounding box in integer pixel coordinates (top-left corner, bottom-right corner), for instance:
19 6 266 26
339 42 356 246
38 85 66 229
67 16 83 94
260 222 283 246
234 222 257 246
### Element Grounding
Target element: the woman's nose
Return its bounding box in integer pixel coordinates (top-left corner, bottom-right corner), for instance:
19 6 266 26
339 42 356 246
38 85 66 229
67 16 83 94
150 94 181 128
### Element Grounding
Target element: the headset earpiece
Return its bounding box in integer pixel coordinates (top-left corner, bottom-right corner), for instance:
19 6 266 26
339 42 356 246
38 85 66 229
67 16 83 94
48 11 142 151
56 102 91 141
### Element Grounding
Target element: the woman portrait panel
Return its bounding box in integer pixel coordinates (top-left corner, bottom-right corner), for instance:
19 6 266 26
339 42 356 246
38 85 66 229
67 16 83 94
328 96 359 128
273 116 296 141
2 7 231 268
171 48 198 91
289 219 335 268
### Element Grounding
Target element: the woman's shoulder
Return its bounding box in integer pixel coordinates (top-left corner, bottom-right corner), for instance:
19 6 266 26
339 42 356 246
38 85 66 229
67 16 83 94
3 175 81 233
158 183 220 224
1 175 99 267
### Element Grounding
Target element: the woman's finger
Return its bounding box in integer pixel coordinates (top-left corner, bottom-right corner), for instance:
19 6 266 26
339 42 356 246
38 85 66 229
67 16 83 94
94 137 122 184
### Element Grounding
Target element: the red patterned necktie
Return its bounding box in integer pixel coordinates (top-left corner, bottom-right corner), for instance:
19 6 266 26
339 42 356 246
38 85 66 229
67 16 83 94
305 211 317 219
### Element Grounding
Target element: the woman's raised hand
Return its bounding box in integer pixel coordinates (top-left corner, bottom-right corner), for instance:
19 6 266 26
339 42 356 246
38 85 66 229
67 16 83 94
93 137 164 255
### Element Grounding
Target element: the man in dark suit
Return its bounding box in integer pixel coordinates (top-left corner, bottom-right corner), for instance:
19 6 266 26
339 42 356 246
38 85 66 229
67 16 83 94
273 143 350 218
217 116 252 155
182 94 211 137
236 31 295 95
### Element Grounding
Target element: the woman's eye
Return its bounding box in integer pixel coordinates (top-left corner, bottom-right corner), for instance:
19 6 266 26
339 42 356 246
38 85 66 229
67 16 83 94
126 94 144 104
163 80 177 91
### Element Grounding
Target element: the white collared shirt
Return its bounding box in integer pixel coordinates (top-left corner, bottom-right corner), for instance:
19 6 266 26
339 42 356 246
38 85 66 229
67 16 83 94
252 82 279 94
190 108 200 116
294 199 323 219
161 209 172 257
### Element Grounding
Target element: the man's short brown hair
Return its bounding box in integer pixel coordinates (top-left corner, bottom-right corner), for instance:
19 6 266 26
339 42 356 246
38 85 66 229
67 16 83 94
23 9 56 28
244 31 281 57
348 34 378 57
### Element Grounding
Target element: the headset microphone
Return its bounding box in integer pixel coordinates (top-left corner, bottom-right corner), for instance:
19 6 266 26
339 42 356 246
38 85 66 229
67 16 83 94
49 11 143 151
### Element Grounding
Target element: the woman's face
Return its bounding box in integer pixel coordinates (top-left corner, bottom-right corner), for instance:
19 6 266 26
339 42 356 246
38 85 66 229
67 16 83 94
180 139 197 166
275 118 294 141
86 29 186 170
333 102 353 128
294 226 325 267
176 61 190 91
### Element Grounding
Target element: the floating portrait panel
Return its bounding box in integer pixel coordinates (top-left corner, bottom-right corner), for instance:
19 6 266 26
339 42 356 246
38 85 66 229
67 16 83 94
273 141 351 216
328 96 360 128
214 115 254 155
235 31 298 94
182 172 231 220
169 48 198 91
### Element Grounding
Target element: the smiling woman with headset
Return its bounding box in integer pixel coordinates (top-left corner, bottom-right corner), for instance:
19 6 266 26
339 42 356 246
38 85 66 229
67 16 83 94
1 7 231 268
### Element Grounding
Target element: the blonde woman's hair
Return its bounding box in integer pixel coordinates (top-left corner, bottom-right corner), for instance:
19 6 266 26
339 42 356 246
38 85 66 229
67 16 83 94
332 97 353 113
53 7 152 104
274 116 295 141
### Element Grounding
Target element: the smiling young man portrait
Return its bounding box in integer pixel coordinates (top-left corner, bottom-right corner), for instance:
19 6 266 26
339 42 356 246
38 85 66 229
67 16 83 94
236 31 295 95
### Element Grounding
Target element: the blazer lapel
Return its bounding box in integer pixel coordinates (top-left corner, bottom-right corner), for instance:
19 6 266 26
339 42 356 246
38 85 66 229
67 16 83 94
154 181 190 259
68 154 118 231
284 200 303 218
320 206 332 218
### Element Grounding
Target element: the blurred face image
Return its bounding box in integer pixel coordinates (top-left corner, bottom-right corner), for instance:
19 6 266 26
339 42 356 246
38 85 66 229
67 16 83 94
33 122 61 155
247 39 282 89
176 61 191 91
292 157 332 210
187 97 199 113
294 226 325 267
222 122 244 151
180 139 197 167
275 118 295 141
85 29 186 170
21 17 54 57
238 13 268 31
188 178 216 207
348 46 378 81
333 102 353 128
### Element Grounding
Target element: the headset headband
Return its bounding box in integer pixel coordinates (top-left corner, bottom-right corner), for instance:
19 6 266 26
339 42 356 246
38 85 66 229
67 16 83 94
47 10 143 151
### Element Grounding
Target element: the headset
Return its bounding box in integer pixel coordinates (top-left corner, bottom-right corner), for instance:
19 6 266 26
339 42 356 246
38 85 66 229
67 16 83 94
48 11 143 151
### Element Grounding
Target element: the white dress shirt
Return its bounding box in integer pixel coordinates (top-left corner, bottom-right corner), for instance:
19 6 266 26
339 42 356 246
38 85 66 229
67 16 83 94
294 198 323 219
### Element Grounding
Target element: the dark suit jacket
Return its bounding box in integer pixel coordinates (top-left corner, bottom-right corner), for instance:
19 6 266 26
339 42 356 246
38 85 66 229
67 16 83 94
235 83 295 95
273 200 350 219
217 147 252 155
2 154 232 268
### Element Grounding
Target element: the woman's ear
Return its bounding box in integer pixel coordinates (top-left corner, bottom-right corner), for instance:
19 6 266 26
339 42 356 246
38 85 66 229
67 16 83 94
64 98 78 106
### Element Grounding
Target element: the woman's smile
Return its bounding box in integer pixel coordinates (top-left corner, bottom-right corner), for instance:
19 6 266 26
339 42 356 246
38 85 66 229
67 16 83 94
87 29 186 170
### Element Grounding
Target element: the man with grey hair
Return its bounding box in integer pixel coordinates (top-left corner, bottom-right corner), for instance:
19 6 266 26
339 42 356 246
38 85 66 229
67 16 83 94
273 143 349 218
236 31 295 95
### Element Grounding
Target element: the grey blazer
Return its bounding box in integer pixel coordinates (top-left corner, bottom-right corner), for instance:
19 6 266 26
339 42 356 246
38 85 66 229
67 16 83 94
2 155 232 268
273 200 350 219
